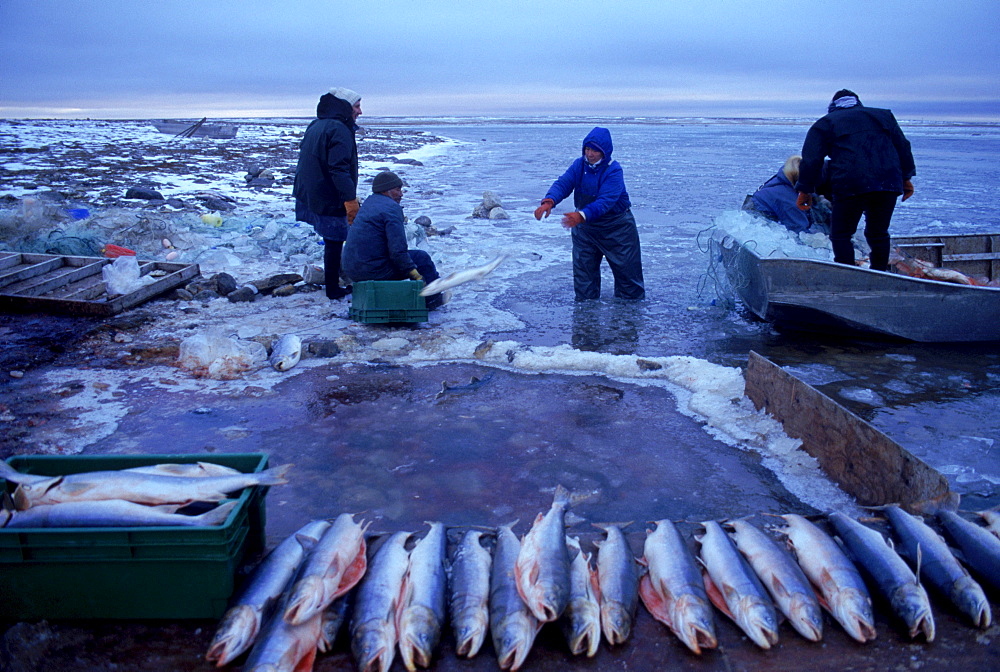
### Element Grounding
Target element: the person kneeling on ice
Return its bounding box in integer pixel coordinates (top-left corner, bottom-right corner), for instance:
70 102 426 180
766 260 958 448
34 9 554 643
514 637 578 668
533 127 645 301
743 155 831 234
342 171 447 309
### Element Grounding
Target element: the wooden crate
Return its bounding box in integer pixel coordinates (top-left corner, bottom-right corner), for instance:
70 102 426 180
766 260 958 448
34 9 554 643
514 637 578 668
0 252 200 316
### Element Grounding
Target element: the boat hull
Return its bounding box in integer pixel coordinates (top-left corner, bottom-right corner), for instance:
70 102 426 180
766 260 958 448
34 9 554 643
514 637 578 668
714 233 1000 342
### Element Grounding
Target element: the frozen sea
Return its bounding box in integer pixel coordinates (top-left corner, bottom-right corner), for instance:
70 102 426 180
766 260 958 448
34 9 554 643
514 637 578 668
2 115 999 515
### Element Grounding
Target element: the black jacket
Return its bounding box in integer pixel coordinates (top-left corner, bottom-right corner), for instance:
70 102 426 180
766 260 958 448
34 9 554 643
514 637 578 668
293 94 359 218
795 104 915 199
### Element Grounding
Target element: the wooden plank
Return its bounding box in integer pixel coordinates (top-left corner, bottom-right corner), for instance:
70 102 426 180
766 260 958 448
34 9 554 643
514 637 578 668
744 351 954 511
0 257 65 290
1 262 105 297
943 252 1000 262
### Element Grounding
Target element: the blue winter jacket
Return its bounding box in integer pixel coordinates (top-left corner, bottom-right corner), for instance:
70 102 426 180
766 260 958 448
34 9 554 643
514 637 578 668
293 94 359 219
750 169 811 233
341 193 417 281
544 127 631 224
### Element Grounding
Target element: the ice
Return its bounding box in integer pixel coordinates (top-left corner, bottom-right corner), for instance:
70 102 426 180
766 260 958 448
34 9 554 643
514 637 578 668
837 387 885 406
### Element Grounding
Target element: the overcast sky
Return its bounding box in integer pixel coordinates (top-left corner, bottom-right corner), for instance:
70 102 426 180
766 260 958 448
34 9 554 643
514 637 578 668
2 0 998 120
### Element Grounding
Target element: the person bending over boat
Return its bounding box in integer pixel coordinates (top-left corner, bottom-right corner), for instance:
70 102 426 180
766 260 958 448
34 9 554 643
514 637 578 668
341 171 446 310
794 89 915 271
743 155 830 234
533 127 645 301
293 87 362 300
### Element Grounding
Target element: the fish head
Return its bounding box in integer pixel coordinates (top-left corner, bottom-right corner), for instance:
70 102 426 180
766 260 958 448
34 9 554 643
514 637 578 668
788 594 824 642
831 588 877 643
539 585 570 621
205 605 259 665
494 624 534 672
950 576 992 629
453 619 488 658
560 601 601 657
12 477 62 510
737 601 779 650
352 623 395 672
399 606 442 669
891 584 935 642
600 602 633 645
283 575 325 626
673 595 718 654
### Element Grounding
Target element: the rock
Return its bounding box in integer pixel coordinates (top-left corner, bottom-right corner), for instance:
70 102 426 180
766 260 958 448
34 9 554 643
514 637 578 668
472 203 491 219
201 196 236 212
482 191 504 210
226 286 257 303
307 340 341 358
246 177 275 188
212 272 238 296
250 273 303 293
434 225 456 236
271 284 298 297
193 289 221 301
125 186 163 200
488 206 509 220
414 215 433 230
394 158 423 166
172 287 194 301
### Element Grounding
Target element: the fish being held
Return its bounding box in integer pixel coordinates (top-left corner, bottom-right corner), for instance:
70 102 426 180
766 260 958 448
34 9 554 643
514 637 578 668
398 522 448 671
269 333 302 372
828 512 935 641
448 529 493 658
777 513 876 643
351 531 412 672
637 520 717 654
419 255 506 296
882 505 990 629
514 485 573 623
9 463 291 510
697 520 779 650
490 523 540 671
205 519 332 667
559 536 601 657
284 512 370 626
726 518 823 642
1 498 237 528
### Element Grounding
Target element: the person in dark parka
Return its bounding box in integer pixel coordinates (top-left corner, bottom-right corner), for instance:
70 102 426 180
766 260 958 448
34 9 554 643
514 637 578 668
341 171 445 309
533 127 645 301
794 89 915 271
293 87 362 299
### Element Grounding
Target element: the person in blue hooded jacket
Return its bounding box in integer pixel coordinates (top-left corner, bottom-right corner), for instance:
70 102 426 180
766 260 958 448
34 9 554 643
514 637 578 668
533 127 645 301
794 89 915 271
293 87 362 300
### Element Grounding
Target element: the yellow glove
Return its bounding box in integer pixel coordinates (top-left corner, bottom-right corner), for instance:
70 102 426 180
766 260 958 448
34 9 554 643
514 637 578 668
344 199 360 223
408 269 423 281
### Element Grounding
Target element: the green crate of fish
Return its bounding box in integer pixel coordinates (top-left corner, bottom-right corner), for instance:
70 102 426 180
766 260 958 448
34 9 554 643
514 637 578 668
348 280 428 323
0 452 276 620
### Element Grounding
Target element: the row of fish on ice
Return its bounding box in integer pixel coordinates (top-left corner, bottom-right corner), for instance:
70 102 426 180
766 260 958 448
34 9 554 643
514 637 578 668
204 485 1000 672
0 460 290 528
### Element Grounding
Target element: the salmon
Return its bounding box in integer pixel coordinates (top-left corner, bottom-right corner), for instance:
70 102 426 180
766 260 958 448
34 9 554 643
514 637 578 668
448 529 492 658
638 520 717 654
398 522 447 671
514 485 572 622
490 523 540 671
594 523 640 646
350 532 412 672
284 513 369 626
559 536 601 657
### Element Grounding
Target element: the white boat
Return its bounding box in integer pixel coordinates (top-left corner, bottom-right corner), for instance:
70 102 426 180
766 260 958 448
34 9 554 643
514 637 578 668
713 232 1000 342
152 118 237 139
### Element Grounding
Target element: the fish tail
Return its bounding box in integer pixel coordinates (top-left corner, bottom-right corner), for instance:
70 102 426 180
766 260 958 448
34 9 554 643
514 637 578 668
257 463 293 485
196 500 239 526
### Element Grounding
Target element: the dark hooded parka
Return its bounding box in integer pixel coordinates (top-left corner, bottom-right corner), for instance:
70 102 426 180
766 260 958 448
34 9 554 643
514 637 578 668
543 127 645 300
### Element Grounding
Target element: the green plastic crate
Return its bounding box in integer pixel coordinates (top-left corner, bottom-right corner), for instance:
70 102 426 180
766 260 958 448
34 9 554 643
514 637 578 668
349 280 428 323
0 453 270 620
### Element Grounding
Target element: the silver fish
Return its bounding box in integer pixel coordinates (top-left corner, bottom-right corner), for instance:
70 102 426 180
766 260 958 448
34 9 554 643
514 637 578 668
206 519 331 667
828 512 935 641
269 334 302 372
698 520 779 649
10 463 291 510
514 485 572 622
559 536 601 657
1 498 237 528
638 520 717 654
126 462 242 478
241 577 324 672
398 522 448 671
319 591 354 653
727 518 823 641
978 509 1000 540
284 513 369 626
778 513 876 643
883 505 990 628
490 523 540 671
938 510 1000 593
447 529 492 658
351 531 412 672
419 255 506 296
594 523 640 646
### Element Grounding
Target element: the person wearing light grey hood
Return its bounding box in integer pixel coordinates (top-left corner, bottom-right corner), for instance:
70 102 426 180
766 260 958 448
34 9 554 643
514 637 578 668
293 87 363 299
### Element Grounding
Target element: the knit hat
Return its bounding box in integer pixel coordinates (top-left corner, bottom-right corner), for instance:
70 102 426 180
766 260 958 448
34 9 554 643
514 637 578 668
372 171 403 193
330 87 361 105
